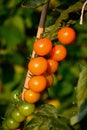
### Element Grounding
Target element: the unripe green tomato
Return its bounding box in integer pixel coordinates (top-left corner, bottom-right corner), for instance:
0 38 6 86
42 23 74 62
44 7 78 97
18 101 35 117
2 120 9 130
11 108 25 123
10 90 20 103
6 117 19 129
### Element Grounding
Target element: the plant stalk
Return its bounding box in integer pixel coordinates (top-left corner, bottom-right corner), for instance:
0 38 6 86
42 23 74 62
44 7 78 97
22 1 49 100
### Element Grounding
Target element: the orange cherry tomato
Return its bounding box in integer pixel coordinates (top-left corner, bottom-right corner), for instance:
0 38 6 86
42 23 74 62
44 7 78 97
28 76 47 93
58 27 76 44
28 57 48 75
50 45 67 61
34 38 52 56
24 89 40 103
47 58 59 74
45 74 54 88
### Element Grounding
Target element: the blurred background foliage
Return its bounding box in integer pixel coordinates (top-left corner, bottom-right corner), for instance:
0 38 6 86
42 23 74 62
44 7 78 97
0 0 87 128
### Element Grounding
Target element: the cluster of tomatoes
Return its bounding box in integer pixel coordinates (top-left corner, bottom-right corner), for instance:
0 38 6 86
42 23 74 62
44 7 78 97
23 27 76 104
2 27 76 130
2 101 35 129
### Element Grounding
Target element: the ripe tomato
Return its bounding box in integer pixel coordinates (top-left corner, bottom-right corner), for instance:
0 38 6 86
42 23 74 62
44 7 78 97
47 58 59 74
58 27 76 44
6 117 19 129
34 38 52 56
11 109 25 123
50 45 67 61
18 101 35 116
28 76 47 93
24 89 40 103
28 57 48 75
45 74 54 88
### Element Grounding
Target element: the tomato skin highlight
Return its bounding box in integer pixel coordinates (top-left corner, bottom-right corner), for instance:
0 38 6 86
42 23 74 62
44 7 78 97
50 45 67 61
34 38 52 56
28 57 48 75
18 101 35 116
24 89 41 103
28 75 47 93
58 27 76 44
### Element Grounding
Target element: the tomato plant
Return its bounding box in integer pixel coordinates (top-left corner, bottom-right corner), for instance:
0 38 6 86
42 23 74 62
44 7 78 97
1 0 87 130
28 57 48 75
24 90 41 103
28 75 47 93
18 101 35 116
50 45 67 61
34 38 52 56
57 27 76 44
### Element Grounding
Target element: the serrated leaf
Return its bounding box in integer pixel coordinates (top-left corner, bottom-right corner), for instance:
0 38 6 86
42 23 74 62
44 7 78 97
24 104 71 130
22 0 49 8
36 104 58 118
76 65 87 108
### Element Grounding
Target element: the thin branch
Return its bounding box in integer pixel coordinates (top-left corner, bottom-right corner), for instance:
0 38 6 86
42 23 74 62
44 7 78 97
80 0 87 24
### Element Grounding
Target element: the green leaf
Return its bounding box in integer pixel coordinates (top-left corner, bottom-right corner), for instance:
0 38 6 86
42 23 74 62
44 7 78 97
22 0 49 8
70 106 87 126
70 65 87 126
24 104 71 130
76 65 87 108
0 25 25 48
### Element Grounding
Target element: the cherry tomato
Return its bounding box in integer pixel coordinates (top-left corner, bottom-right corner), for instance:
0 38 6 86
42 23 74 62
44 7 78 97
47 58 59 74
24 89 40 103
11 109 25 123
58 27 76 44
34 38 52 56
45 74 54 88
28 57 48 75
2 120 9 130
18 101 35 117
50 45 67 61
10 90 20 103
6 117 19 129
28 75 47 93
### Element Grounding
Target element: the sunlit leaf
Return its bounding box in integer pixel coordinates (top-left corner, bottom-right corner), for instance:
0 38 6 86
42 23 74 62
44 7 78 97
77 65 87 108
24 104 71 130
70 65 87 126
